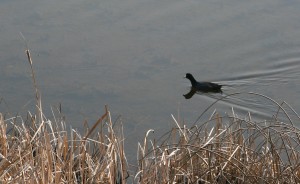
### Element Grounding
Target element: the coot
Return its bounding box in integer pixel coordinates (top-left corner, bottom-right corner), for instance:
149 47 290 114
184 73 222 93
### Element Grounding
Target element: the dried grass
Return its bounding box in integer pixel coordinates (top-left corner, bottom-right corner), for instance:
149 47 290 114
0 48 128 183
0 108 129 183
135 95 300 184
1 47 300 183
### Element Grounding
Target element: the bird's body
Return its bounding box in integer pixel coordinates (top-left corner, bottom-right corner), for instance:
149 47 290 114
185 73 222 93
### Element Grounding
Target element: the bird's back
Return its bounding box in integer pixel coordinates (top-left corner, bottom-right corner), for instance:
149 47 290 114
193 81 222 93
185 73 223 93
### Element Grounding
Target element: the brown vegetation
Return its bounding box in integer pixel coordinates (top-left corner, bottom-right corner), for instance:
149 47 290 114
1 49 300 183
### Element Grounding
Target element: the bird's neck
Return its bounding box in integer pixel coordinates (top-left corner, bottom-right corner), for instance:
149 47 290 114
189 77 197 86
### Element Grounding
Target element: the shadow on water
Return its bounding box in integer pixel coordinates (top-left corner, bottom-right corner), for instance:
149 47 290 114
183 87 222 99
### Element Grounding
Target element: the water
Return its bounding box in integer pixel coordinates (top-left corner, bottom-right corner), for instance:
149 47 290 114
1 0 300 163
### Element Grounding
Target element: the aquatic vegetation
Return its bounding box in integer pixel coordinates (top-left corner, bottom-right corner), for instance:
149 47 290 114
0 106 128 183
1 49 300 183
0 49 128 183
136 106 300 183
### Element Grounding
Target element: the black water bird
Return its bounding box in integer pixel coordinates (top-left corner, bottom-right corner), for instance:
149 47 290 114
183 73 222 99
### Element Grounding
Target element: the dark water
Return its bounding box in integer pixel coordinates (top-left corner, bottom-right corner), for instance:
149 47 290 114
1 0 300 162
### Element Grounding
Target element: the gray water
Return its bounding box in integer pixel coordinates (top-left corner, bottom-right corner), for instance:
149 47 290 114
1 0 300 163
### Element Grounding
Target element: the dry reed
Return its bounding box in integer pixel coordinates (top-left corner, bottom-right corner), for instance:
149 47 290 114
1 47 300 183
135 96 300 184
0 48 128 183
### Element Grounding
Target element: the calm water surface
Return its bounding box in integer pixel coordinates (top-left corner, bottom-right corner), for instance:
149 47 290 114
1 0 300 161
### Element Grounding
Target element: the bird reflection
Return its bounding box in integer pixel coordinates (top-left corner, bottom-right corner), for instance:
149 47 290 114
183 88 197 99
183 73 223 99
